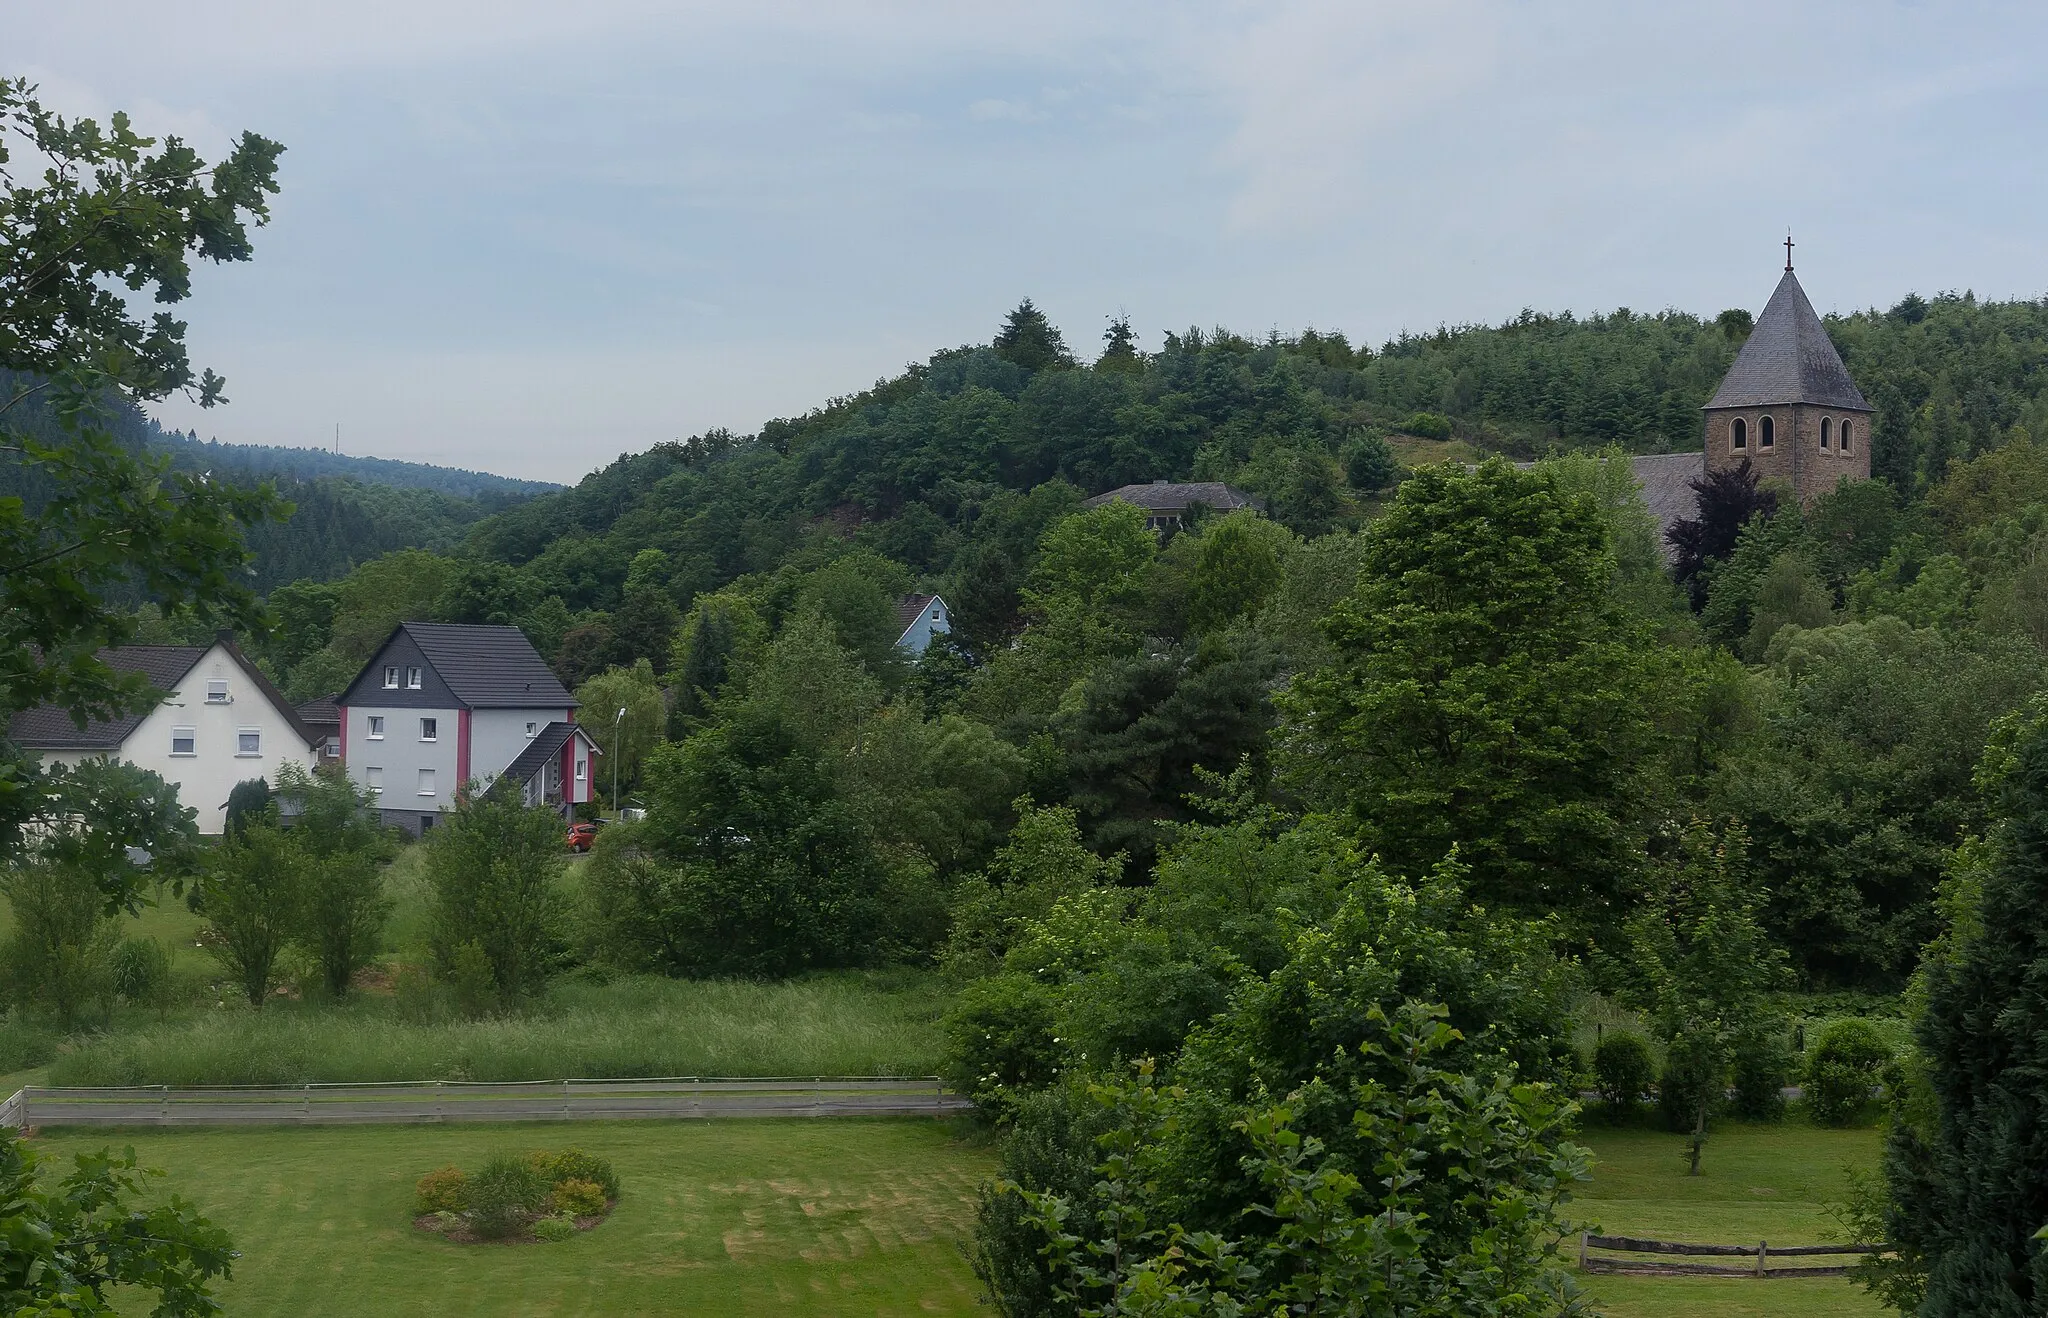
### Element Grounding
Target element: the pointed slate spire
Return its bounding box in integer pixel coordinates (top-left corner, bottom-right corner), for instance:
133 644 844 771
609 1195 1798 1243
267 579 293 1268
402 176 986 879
1706 269 1868 411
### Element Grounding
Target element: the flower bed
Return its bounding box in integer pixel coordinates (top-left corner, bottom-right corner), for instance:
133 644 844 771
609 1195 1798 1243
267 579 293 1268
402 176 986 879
411 1148 620 1244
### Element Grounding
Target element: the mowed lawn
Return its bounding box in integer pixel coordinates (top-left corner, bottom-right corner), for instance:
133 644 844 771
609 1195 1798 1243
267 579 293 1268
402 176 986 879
29 1117 996 1317
1574 1118 1887 1318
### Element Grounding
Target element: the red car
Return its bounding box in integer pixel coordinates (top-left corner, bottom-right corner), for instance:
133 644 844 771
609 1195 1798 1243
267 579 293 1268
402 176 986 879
566 821 600 853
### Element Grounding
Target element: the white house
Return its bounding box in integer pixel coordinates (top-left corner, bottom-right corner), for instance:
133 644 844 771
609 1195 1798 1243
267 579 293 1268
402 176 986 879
894 593 951 656
7 634 322 835
337 622 599 836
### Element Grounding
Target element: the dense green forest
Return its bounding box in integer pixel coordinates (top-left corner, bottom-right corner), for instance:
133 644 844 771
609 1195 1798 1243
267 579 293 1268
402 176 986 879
0 368 551 591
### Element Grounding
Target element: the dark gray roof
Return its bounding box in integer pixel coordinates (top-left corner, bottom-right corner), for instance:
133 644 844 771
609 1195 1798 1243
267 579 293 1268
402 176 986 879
1706 270 1870 411
8 646 207 749
488 720 595 797
393 622 575 709
9 637 320 751
295 696 340 728
1085 481 1262 514
1630 452 1707 555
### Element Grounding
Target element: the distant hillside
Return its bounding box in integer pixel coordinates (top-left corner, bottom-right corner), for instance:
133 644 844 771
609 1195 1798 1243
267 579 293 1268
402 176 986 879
153 431 560 499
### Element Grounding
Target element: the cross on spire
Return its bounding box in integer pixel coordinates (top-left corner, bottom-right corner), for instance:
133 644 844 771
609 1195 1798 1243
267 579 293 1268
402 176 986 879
1784 232 1795 272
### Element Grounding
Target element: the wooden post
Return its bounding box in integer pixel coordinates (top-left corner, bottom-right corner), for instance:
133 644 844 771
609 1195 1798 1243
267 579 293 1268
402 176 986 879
1757 1240 1767 1277
1579 1231 1589 1269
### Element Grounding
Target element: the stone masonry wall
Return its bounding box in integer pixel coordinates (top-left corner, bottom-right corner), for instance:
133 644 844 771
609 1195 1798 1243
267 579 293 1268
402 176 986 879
1704 404 1871 503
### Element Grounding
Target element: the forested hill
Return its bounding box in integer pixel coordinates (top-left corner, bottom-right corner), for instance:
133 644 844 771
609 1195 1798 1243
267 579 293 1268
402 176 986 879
0 368 555 590
457 289 2048 625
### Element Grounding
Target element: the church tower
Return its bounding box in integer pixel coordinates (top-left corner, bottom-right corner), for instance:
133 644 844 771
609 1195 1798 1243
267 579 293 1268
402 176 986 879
1703 243 1871 503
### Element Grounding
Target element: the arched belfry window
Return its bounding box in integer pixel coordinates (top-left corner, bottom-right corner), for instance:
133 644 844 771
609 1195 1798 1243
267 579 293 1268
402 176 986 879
1731 417 1747 450
1760 415 1776 449
1821 417 1833 450
1841 420 1853 453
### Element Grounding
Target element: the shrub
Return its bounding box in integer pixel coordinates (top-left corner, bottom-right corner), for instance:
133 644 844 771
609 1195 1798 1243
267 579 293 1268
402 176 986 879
528 1148 619 1200
414 1165 469 1214
1403 410 1453 441
939 972 1062 1121
1343 432 1399 493
1592 1032 1655 1113
1658 1032 1724 1133
1731 1030 1792 1120
111 937 173 1013
532 1215 576 1242
1806 1019 1892 1126
552 1178 607 1217
466 1156 552 1240
428 1209 462 1233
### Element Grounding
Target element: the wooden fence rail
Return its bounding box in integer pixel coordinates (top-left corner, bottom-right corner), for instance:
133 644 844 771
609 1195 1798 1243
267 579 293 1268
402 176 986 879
0 1077 968 1129
1579 1232 1877 1278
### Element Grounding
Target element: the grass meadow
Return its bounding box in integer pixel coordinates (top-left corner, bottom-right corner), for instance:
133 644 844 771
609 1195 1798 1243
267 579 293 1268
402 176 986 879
1573 1117 1887 1318
26 1117 994 1317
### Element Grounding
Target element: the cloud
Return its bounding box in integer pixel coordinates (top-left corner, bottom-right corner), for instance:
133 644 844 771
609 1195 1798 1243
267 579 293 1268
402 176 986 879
968 98 1051 123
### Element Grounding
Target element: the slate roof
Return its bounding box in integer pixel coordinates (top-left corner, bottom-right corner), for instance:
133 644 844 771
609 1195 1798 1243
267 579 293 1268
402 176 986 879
1085 481 1262 514
9 637 321 752
394 622 576 709
1706 270 1870 411
1630 452 1707 556
8 646 207 750
295 697 341 728
488 721 596 798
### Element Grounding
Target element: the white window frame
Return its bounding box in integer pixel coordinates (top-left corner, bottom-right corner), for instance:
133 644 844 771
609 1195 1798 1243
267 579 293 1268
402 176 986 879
574 756 586 781
367 715 386 740
418 767 436 796
525 721 539 737
236 727 262 757
205 679 230 704
382 666 399 689
170 726 197 757
365 766 383 795
419 717 438 742
406 666 423 690
324 736 341 757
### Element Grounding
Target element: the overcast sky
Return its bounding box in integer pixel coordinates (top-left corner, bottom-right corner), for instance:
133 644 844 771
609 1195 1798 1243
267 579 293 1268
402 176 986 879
17 2 2048 483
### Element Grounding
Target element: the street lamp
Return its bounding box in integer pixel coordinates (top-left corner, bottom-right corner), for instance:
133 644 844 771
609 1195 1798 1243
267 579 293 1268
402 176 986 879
612 705 626 815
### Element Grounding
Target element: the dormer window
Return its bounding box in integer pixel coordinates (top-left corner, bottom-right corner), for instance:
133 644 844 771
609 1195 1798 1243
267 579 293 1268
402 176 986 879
1821 417 1833 450
1759 415 1776 449
1841 420 1853 453
383 666 399 689
406 666 423 689
205 679 230 704
1731 418 1747 450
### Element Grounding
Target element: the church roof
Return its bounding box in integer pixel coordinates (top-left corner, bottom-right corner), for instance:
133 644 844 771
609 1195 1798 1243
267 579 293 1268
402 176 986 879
1706 269 1869 412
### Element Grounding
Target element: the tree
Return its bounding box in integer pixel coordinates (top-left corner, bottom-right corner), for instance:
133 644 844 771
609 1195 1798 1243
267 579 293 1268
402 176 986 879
1879 697 2048 1314
668 590 764 730
1181 511 1289 634
198 821 304 1007
0 81 287 847
1666 458 1778 609
1624 821 1788 1171
2 861 119 1026
1342 430 1398 492
574 659 667 808
424 793 568 1001
1095 315 1141 373
31 759 198 912
993 299 1074 373
0 1130 236 1317
1282 460 1658 927
222 777 271 840
275 764 390 998
639 708 888 975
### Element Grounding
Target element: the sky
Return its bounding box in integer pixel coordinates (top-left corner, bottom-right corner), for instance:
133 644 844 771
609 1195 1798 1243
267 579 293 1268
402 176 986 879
15 1 2048 483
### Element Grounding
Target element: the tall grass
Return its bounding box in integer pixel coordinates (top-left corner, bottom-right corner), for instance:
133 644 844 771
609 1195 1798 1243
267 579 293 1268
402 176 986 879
45 971 949 1086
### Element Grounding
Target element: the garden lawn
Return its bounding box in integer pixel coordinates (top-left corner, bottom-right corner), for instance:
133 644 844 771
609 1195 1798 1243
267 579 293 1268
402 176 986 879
1573 1117 1887 1318
29 1117 995 1317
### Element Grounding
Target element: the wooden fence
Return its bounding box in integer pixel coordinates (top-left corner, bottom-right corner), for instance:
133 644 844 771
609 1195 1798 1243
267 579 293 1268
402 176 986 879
1579 1232 1877 1278
0 1077 967 1129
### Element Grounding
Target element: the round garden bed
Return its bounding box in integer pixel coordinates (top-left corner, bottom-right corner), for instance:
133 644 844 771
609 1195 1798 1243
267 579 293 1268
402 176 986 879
411 1147 620 1245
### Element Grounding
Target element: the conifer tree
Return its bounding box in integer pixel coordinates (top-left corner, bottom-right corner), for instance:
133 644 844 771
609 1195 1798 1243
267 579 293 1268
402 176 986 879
993 299 1074 373
1884 697 2048 1315
1096 314 1140 372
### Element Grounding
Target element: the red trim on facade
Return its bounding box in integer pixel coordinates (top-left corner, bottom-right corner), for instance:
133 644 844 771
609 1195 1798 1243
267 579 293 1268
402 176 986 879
560 737 577 805
338 707 348 762
457 708 471 790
